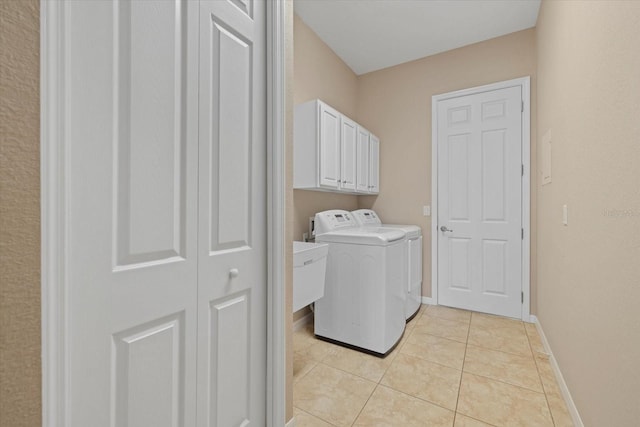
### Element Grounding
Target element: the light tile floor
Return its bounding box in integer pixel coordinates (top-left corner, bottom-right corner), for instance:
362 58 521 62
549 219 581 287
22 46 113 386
293 304 574 427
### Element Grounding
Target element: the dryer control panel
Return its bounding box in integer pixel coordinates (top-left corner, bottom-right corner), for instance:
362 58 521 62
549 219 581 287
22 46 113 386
314 210 357 235
351 209 382 226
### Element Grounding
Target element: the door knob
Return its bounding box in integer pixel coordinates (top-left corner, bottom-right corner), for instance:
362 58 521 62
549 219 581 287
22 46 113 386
440 226 454 233
229 268 239 278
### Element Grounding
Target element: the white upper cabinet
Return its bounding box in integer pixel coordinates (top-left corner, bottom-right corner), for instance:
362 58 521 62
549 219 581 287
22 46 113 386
294 99 379 195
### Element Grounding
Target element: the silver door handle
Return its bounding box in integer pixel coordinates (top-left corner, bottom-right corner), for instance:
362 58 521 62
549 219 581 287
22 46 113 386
440 226 453 233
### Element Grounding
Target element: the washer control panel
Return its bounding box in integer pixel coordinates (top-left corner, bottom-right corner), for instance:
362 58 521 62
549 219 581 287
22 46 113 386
314 210 357 234
351 209 382 226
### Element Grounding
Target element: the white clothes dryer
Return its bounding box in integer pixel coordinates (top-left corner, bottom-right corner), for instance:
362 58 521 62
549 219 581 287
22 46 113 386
314 210 407 356
352 209 423 320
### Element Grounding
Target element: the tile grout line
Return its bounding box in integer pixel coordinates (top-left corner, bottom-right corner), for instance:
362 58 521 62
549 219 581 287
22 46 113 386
349 374 379 426
292 356 319 386
461 371 547 395
376 383 457 414
453 312 472 418
293 406 338 427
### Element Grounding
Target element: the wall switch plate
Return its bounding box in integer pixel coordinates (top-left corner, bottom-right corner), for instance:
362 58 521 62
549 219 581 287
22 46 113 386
563 204 568 225
423 205 431 216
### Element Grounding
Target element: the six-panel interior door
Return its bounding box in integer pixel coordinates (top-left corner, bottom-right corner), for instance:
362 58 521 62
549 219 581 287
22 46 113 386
437 86 523 318
197 1 266 426
65 1 199 425
63 0 266 426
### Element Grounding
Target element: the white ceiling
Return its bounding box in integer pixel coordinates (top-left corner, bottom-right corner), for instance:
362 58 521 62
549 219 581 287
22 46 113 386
294 0 541 75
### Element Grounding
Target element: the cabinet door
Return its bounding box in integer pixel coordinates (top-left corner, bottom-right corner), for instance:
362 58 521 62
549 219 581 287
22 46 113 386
340 116 357 192
356 127 370 193
318 103 341 188
369 134 380 193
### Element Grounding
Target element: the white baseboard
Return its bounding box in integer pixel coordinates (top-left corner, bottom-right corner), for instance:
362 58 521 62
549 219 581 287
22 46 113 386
285 416 296 427
531 315 584 427
421 296 435 305
293 311 313 332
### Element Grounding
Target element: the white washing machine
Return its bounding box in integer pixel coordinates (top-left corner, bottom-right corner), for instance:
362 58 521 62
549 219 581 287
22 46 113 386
314 210 407 356
352 209 423 320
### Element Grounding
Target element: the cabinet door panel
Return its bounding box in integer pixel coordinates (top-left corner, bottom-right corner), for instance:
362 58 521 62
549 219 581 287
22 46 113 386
369 134 380 193
319 103 341 188
340 116 357 191
356 127 370 193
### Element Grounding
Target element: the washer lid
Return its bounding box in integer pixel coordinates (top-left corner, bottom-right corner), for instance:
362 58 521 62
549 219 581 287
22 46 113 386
380 224 422 239
316 228 406 245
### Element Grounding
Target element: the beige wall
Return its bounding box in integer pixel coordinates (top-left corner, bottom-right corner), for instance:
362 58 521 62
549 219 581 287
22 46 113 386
357 29 538 307
0 1 41 426
292 15 360 244
535 1 640 424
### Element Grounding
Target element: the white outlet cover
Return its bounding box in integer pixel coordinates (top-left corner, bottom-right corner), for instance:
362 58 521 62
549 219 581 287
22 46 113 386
423 205 431 216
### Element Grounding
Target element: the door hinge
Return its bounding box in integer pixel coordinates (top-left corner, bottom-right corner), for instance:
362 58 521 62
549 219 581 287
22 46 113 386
521 292 524 304
521 100 524 112
522 228 524 240
522 164 524 176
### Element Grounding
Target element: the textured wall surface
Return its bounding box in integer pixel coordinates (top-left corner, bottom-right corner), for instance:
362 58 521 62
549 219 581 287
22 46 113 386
356 29 538 306
536 1 640 424
0 1 41 426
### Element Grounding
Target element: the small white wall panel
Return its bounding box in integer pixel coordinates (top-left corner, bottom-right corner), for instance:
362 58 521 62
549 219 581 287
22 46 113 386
114 0 187 268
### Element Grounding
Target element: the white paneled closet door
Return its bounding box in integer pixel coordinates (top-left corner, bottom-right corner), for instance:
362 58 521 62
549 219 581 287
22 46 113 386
66 1 199 425
197 0 266 426
62 1 267 426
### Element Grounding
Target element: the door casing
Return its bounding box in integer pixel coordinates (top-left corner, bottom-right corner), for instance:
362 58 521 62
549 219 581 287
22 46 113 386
431 76 531 321
39 1 286 425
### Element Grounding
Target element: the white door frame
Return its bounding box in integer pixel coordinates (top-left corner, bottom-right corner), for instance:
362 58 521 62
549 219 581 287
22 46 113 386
39 1 287 426
431 76 531 321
